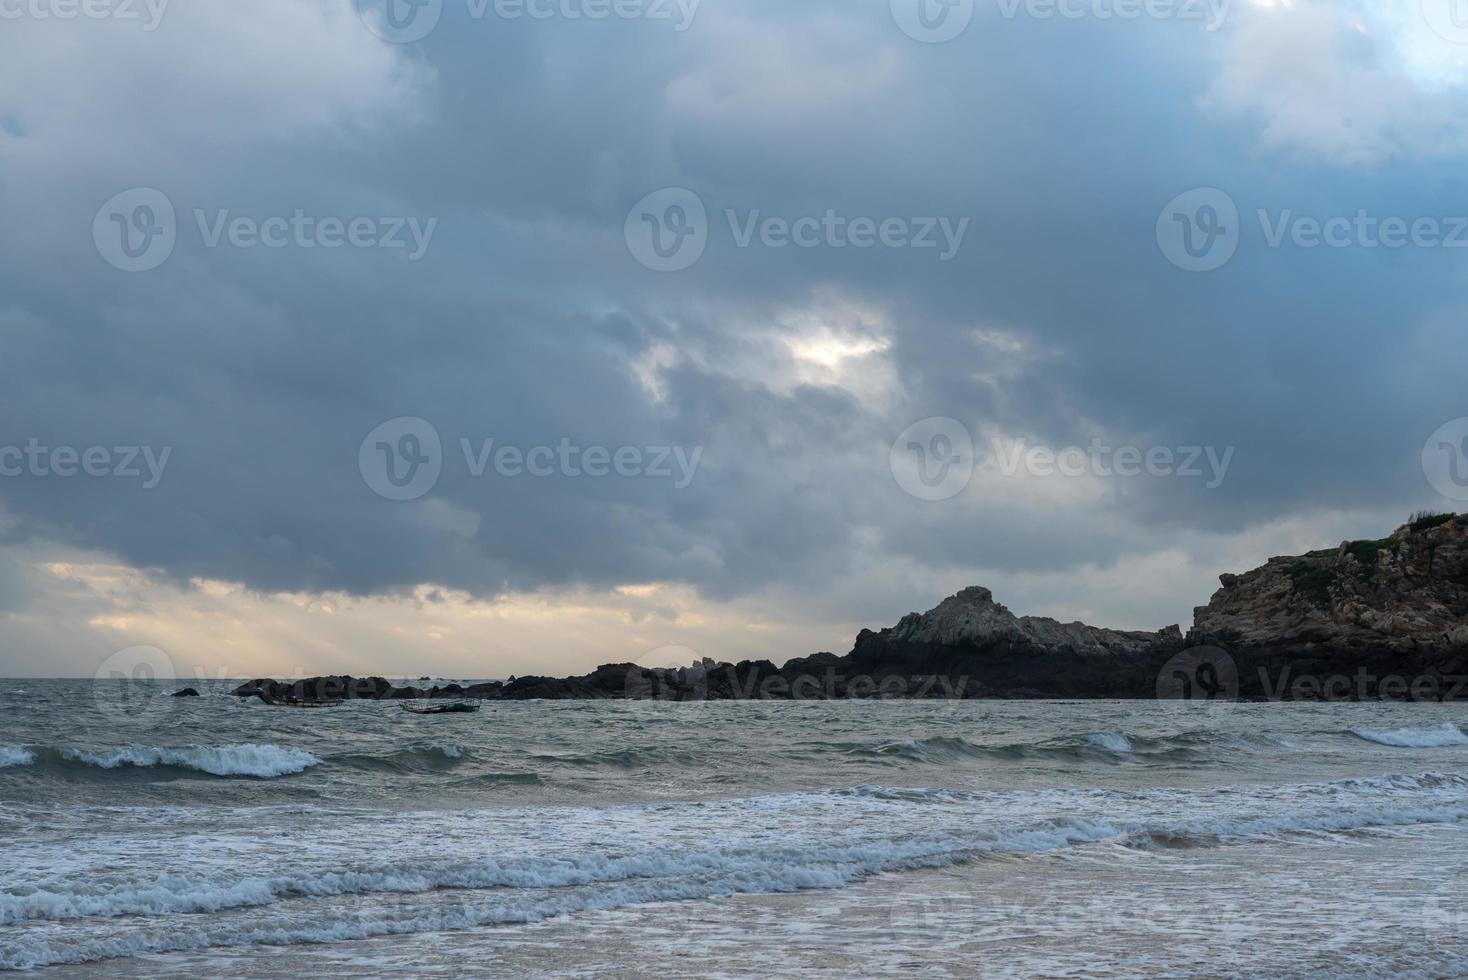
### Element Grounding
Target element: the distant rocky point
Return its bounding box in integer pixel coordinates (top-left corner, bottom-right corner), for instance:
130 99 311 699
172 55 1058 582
1190 511 1468 656
230 514 1468 703
1182 511 1468 699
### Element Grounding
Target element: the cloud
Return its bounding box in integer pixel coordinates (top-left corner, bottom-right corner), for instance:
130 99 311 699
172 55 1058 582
1205 0 1468 164
0 0 1464 675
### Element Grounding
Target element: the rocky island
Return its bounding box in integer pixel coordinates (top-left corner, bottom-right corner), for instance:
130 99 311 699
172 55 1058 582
230 514 1468 703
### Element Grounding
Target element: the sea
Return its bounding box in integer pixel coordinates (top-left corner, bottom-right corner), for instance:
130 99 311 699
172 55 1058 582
1 680 1466 977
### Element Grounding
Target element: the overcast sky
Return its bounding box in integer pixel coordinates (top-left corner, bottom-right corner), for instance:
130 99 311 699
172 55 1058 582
1 0 1466 679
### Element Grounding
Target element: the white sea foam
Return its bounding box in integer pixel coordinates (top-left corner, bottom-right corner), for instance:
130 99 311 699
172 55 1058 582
0 746 35 769
1349 723 1468 748
7 693 1468 973
1 863 902 970
4 771 1465 938
1083 732 1134 753
59 744 318 778
6 776 1468 972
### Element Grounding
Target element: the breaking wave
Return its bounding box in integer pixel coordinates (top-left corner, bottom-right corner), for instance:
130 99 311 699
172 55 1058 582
1349 723 1468 748
4 769 1466 970
45 745 318 778
834 729 1286 764
1081 731 1133 753
0 746 34 769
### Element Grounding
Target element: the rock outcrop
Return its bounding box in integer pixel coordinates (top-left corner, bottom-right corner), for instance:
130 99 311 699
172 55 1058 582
874 586 1177 654
228 515 1468 702
230 676 501 702
1181 513 1468 699
1191 513 1468 656
844 586 1184 699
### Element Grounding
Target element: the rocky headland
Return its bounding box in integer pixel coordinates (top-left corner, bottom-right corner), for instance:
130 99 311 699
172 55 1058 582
229 514 1468 703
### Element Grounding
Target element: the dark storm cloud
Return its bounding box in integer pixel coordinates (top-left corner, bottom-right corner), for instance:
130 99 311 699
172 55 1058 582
0 0 1464 615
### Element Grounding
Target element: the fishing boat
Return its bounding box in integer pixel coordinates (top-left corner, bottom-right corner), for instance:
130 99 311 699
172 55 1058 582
253 691 344 708
401 702 479 715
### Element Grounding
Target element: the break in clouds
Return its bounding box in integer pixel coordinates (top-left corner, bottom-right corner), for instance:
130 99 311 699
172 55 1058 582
2 0 1468 673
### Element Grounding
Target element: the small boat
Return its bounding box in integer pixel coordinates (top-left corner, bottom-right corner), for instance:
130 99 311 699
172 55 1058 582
401 702 480 715
254 691 344 708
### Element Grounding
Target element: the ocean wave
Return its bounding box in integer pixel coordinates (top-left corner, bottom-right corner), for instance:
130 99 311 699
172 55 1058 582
8 775 1468 971
1081 732 1133 754
55 744 318 778
334 743 466 772
0 856 937 971
837 730 1255 764
529 746 701 768
1349 723 1468 748
0 837 960 930
450 771 544 787
0 746 34 769
6 771 1465 938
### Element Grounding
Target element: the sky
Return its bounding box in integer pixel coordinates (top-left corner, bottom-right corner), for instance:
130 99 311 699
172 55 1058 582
1 0 1468 679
